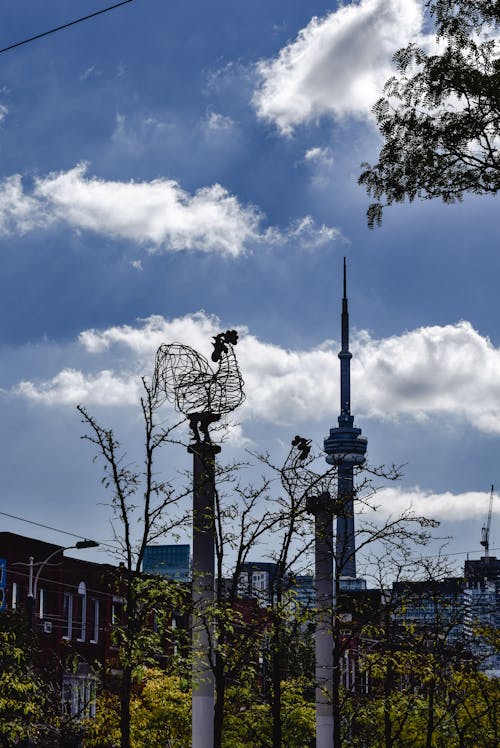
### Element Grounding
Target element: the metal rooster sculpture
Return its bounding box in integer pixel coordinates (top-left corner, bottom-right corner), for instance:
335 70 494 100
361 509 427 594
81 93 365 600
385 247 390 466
153 329 245 443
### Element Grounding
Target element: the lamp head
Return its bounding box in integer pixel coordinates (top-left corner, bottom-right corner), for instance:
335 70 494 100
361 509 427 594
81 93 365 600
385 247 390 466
75 540 99 550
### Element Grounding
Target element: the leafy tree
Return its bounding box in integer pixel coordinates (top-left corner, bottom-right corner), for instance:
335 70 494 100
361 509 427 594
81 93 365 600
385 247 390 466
0 611 51 746
359 0 500 227
86 668 191 748
221 678 314 748
448 666 500 748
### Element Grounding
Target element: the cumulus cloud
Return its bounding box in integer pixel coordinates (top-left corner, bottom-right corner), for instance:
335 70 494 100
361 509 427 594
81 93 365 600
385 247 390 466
32 163 261 257
353 321 500 433
15 368 140 406
368 486 499 523
12 314 500 438
0 175 52 235
253 0 425 133
0 164 339 256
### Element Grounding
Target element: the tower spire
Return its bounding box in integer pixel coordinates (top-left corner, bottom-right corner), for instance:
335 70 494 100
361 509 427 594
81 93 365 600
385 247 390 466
324 259 367 579
339 257 352 425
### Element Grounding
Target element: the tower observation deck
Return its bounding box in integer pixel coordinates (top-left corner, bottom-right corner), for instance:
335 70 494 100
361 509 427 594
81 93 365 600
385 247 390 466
324 259 367 579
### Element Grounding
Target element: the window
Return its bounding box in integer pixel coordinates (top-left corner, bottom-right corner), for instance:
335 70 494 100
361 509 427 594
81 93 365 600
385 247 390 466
112 596 123 626
89 598 99 643
76 582 87 642
63 592 73 639
11 581 17 610
110 596 124 648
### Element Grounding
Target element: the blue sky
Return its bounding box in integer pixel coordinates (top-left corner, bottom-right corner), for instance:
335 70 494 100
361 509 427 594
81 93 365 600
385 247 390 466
0 0 498 571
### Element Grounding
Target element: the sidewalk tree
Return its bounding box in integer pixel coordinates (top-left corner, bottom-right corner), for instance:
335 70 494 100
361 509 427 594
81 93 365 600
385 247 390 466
0 611 51 746
78 377 189 748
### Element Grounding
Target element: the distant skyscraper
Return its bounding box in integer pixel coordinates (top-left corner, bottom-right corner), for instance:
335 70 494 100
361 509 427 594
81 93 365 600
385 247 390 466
324 260 367 578
238 561 278 606
143 544 190 582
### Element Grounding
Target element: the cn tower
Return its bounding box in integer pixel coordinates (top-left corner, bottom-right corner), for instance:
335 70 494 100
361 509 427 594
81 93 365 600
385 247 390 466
324 259 367 578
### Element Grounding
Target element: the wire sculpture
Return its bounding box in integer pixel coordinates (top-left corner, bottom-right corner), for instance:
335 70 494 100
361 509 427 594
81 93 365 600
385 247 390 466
282 435 336 509
153 329 245 443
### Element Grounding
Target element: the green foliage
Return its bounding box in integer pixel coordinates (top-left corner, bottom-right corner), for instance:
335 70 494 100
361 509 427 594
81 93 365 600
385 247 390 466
0 612 50 746
85 669 315 748
359 0 500 226
222 679 315 748
349 624 500 748
85 669 191 748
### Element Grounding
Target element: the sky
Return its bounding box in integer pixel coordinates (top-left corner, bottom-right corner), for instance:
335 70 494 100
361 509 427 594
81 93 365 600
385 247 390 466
0 0 498 574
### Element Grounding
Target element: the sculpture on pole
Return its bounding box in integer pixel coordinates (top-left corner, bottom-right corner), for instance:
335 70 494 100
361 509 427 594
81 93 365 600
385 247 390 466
283 437 336 748
153 329 245 442
153 329 244 748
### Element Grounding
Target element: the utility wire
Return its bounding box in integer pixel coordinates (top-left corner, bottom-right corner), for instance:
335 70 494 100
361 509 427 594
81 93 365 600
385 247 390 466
1 507 497 565
0 0 136 56
0 509 117 551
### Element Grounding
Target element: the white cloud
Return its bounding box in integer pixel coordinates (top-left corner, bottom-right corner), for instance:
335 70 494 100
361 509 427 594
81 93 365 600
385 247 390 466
353 321 500 434
0 175 52 235
12 315 500 438
32 164 261 257
0 104 8 124
78 312 218 356
304 146 334 168
15 368 140 406
370 486 499 523
303 146 335 186
0 164 340 256
204 111 236 132
253 0 425 133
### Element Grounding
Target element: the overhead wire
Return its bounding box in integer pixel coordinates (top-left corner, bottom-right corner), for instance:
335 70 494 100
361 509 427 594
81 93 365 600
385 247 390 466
0 507 497 565
0 0 136 56
0 509 117 552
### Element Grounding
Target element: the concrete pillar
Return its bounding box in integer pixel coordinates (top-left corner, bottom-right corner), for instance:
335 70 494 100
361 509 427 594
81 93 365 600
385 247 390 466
189 441 220 748
307 492 334 748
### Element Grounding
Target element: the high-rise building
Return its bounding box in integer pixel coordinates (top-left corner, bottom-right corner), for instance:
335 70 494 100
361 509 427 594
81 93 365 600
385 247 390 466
464 555 500 672
324 260 367 579
143 544 191 582
238 561 278 606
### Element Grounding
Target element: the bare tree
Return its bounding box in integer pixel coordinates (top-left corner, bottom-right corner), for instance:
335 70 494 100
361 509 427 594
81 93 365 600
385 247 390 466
78 377 189 748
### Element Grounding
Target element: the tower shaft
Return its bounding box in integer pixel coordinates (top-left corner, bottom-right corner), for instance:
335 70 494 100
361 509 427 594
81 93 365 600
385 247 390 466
324 259 367 579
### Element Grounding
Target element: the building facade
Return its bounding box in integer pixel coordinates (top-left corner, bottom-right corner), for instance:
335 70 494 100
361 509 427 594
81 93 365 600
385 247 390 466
1 532 121 720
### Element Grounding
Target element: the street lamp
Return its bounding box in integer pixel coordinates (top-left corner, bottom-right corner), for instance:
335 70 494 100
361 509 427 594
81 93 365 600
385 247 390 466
26 540 99 623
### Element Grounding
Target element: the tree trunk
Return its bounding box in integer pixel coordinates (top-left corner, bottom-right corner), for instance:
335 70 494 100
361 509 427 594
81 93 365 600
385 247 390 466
271 621 282 748
383 661 394 748
425 679 435 748
120 665 133 748
213 648 225 747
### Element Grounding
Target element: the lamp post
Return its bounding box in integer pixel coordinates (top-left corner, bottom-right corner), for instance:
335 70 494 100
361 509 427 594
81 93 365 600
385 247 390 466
26 540 99 624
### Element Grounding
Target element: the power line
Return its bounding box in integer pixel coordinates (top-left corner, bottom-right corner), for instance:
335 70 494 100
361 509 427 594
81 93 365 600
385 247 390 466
0 509 116 551
1 507 497 566
0 0 136 56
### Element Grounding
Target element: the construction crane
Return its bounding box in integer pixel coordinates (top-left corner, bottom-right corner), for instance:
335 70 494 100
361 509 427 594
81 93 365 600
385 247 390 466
480 484 495 561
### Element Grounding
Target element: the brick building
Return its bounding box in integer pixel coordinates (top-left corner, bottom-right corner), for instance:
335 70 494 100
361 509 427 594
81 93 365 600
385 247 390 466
0 531 120 718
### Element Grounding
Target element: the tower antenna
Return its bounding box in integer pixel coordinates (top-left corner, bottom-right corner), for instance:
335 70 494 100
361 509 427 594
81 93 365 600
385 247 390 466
480 484 495 562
